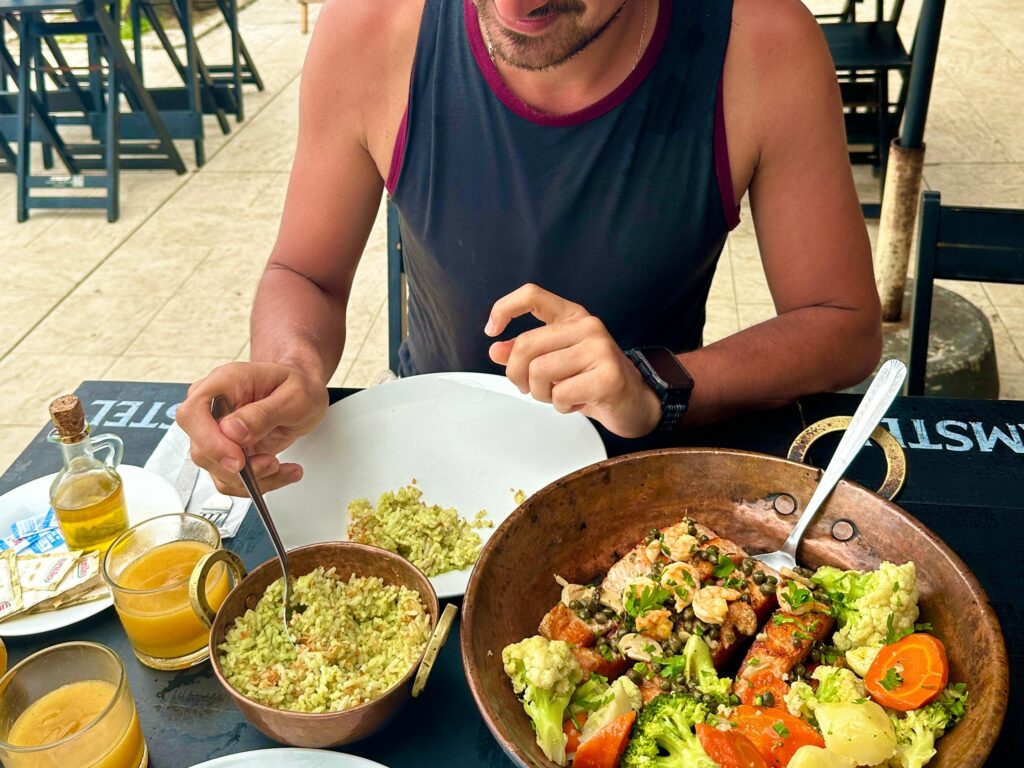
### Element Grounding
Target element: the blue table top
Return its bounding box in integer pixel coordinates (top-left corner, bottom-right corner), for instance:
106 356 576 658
0 381 1020 767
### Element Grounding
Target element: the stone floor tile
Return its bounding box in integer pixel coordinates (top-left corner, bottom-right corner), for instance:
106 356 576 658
922 163 1024 209
703 299 740 345
17 295 163 357
0 296 62 358
1000 375 1024 400
0 354 117 425
125 295 252 358
732 260 774 306
77 246 210 299
106 355 232 384
178 247 268 302
984 283 1024 309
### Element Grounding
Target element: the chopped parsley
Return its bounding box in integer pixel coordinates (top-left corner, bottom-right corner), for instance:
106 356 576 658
883 613 934 645
724 576 746 590
624 583 672 618
880 667 904 691
772 615 798 626
712 556 736 579
783 580 814 610
773 722 790 739
748 657 760 666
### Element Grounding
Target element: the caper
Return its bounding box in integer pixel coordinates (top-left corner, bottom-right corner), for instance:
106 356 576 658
739 593 751 604
687 523 698 536
683 619 694 632
683 605 695 620
669 637 683 654
698 534 710 544
752 572 767 585
595 614 607 625
728 694 741 707
793 663 806 678
579 607 591 619
569 599 582 610
759 582 776 596
766 575 778 586
672 680 687 693
627 669 642 684
706 545 719 560
589 599 601 611
762 691 775 707
810 649 821 663
707 625 720 640
659 679 671 692
741 558 756 575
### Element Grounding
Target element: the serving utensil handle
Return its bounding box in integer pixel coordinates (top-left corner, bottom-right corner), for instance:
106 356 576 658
778 359 907 560
189 548 248 627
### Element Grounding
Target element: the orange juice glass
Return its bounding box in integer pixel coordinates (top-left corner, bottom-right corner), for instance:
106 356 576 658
103 514 235 670
0 642 147 768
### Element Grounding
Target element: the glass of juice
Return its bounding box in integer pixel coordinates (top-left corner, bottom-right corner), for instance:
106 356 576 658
102 514 241 670
0 641 147 768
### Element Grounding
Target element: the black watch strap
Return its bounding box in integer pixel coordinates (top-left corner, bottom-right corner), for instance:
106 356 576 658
625 347 694 432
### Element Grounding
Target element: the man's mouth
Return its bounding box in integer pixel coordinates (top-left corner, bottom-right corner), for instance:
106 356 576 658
492 2 574 35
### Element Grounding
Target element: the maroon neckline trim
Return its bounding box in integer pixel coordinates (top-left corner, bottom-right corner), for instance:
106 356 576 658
714 75 740 230
464 0 672 128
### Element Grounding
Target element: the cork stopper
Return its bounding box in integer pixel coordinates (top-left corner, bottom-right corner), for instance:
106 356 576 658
49 395 86 439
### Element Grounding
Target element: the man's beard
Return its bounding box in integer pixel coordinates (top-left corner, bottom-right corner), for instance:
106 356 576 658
475 0 628 72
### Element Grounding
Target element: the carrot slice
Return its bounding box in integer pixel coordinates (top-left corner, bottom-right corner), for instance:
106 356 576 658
728 705 825 768
865 633 948 711
573 710 636 768
565 714 587 755
696 723 769 768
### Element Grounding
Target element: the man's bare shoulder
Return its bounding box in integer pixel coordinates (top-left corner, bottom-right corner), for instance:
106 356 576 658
307 0 425 85
729 0 831 79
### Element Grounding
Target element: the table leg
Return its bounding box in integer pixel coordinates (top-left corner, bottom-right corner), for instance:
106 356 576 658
16 16 30 221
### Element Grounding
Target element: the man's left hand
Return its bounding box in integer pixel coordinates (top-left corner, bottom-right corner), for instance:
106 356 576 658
485 284 661 438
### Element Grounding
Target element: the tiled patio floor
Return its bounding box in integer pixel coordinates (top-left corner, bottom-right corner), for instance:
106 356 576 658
0 0 1022 472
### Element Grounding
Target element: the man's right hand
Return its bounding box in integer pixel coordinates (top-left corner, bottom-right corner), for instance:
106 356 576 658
176 362 329 496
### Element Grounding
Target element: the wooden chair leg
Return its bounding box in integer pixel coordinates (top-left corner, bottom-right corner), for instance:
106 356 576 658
300 1 308 34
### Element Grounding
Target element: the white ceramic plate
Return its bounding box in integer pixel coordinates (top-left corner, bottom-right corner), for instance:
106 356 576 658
189 749 388 768
269 373 607 598
0 464 183 637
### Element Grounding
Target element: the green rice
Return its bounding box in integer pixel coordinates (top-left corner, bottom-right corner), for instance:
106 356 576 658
218 567 430 713
347 484 492 576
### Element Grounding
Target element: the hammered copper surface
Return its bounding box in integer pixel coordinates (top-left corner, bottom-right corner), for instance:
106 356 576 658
462 448 1008 768
207 541 439 748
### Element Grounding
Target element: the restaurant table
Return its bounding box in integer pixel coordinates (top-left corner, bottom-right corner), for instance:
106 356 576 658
1 380 1021 767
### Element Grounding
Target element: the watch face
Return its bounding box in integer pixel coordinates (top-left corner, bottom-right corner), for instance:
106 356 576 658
640 347 694 390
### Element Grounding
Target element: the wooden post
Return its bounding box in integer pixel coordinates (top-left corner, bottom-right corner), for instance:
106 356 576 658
300 1 308 34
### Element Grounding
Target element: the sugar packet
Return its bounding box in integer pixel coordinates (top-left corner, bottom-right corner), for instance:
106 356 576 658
11 508 58 539
26 553 106 614
0 550 24 621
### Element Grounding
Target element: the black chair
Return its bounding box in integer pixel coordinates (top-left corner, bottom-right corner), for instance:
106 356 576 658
821 0 913 212
906 190 1024 396
386 197 407 375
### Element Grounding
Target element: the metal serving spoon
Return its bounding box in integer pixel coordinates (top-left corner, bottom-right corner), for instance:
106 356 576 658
211 395 295 643
754 358 907 572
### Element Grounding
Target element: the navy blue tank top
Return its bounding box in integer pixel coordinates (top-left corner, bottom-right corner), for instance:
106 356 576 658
388 0 738 376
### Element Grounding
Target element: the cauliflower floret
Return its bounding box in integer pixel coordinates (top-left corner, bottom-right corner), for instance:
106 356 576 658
846 645 882 678
814 561 919 651
784 666 867 721
636 608 673 641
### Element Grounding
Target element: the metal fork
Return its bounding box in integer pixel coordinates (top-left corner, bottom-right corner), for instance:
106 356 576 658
753 359 907 572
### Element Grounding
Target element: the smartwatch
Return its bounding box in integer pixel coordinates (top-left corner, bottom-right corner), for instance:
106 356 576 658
624 346 695 432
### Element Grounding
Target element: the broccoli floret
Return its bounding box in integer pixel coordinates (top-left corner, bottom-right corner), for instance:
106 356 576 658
887 685 968 768
620 693 718 768
784 666 867 722
681 635 733 701
812 562 919 651
502 635 584 766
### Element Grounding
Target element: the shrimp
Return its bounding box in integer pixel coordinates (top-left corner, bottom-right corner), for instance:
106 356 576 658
692 586 741 625
660 561 701 611
662 527 700 561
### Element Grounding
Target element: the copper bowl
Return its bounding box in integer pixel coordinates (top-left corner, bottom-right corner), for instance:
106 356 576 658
462 448 1008 768
196 541 443 748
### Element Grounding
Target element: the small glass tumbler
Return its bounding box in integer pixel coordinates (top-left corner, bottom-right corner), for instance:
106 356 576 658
102 514 244 670
0 641 148 768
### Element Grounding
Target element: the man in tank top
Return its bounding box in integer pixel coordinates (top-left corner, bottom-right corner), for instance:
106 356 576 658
178 0 882 495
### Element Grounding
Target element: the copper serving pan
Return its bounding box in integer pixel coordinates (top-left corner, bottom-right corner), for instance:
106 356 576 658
462 423 1008 768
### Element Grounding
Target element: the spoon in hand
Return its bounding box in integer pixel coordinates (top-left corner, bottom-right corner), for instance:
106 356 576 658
211 395 295 644
754 359 907 572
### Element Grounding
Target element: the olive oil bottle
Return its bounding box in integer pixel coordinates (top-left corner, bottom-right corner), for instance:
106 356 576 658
48 395 129 553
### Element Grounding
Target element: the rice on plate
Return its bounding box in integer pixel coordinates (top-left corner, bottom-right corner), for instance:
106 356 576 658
219 566 431 713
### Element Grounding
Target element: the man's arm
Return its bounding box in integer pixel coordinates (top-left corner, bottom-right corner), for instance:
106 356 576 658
177 0 418 493
678 0 881 424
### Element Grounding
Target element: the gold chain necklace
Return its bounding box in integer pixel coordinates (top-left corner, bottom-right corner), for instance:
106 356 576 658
484 0 650 74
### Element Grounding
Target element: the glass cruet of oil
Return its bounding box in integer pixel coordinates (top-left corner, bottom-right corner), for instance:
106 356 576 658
47 395 129 553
